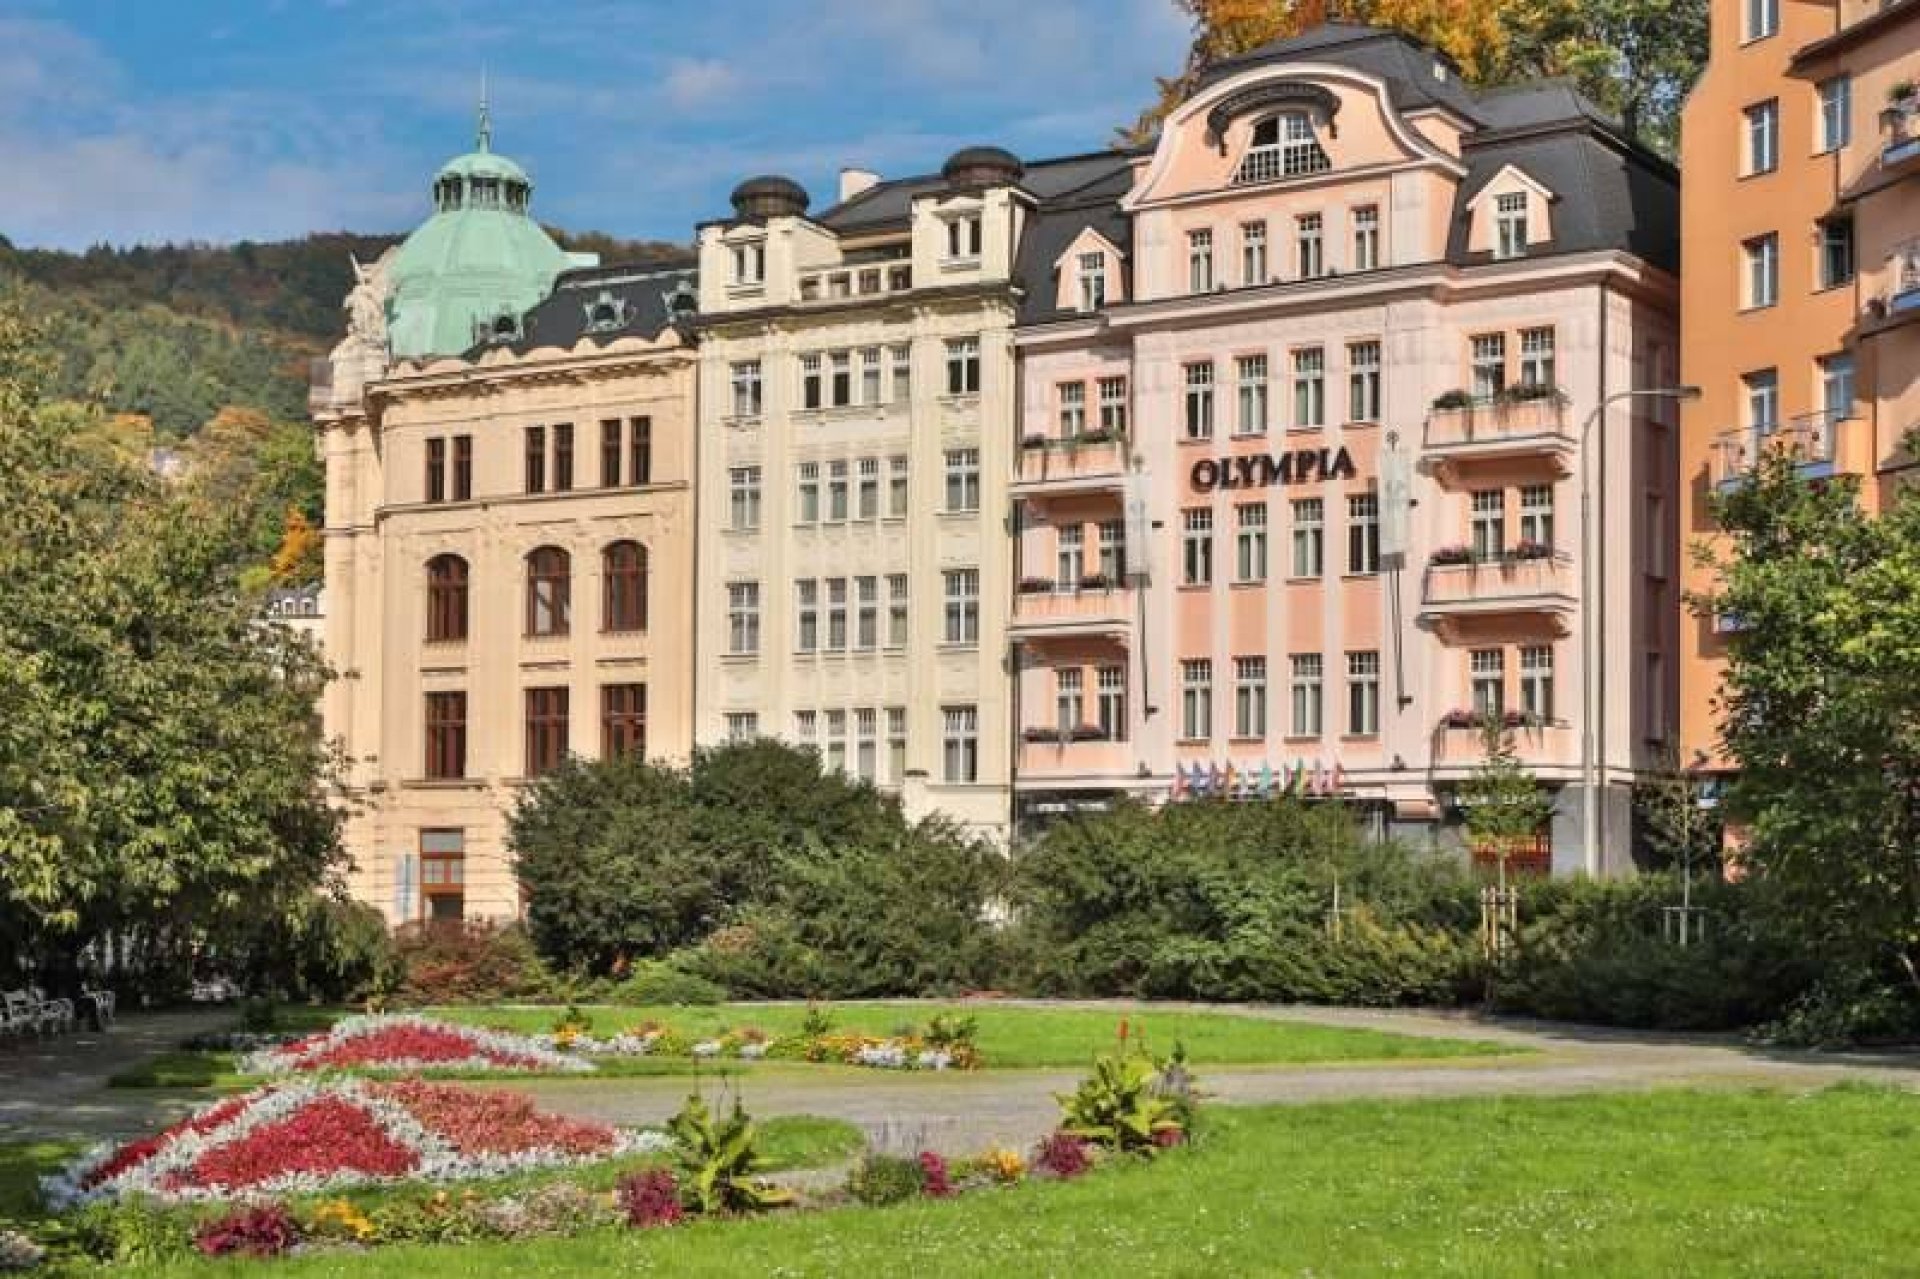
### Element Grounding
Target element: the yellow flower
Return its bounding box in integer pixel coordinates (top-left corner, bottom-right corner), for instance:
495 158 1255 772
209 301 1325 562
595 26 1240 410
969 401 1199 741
985 1147 1026 1183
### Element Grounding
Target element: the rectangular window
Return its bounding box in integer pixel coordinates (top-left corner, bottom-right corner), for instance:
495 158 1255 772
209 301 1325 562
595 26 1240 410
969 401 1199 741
1745 0 1777 40
425 436 447 503
730 239 764 285
1236 502 1268 583
886 707 907 783
1241 221 1268 286
1819 220 1855 290
1471 489 1507 560
887 455 909 518
824 709 848 773
1744 368 1779 429
1518 328 1556 390
600 419 622 486
731 360 763 417
1079 252 1108 311
1347 493 1380 575
800 353 824 410
1352 205 1380 271
856 457 881 520
419 829 465 922
1181 659 1213 740
424 691 467 780
1347 651 1381 737
947 214 983 260
856 576 879 650
1292 347 1325 427
1520 646 1554 722
1055 667 1083 734
1818 75 1851 153
946 338 980 396
725 712 759 743
855 708 878 781
1745 100 1779 175
1059 381 1087 437
943 705 979 782
944 447 981 513
1099 519 1125 581
1183 508 1214 586
452 435 471 501
1184 362 1215 440
886 574 909 648
825 577 849 651
1348 341 1381 423
629 417 652 486
1097 665 1127 741
827 460 849 521
1822 353 1856 419
729 466 762 531
524 425 546 494
1290 654 1323 737
794 710 818 747
1188 228 1214 293
794 579 819 653
1471 648 1505 719
890 344 912 403
830 351 853 407
727 581 760 656
1057 523 1084 590
1471 334 1507 400
796 461 821 524
1235 354 1268 436
1520 484 1555 548
1744 233 1779 308
551 423 573 492
1494 192 1529 259
1291 498 1324 578
943 568 980 644
524 686 570 776
861 347 883 405
1296 213 1325 278
1099 377 1129 434
1234 656 1268 739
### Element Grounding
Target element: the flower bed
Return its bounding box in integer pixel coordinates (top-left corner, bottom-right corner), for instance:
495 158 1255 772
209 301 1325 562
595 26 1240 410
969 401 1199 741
240 1015 592 1077
47 1079 666 1207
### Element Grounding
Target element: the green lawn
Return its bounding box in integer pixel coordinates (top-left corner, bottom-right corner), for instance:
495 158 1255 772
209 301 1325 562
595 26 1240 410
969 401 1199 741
37 1085 1920 1277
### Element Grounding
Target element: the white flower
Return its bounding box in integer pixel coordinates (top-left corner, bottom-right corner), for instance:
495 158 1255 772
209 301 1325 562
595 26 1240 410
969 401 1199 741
691 1041 722 1058
738 1042 767 1060
237 1015 594 1078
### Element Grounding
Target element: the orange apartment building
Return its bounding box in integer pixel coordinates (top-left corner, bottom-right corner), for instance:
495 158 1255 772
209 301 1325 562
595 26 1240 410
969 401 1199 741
1681 0 1920 770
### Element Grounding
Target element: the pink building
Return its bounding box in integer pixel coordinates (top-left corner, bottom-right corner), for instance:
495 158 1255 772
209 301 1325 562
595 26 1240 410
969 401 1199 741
1011 24 1681 875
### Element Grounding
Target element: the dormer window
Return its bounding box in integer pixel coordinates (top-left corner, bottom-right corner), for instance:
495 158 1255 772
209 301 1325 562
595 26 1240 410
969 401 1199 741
473 176 501 207
945 214 983 261
1236 112 1331 185
1077 251 1107 311
1494 192 1530 259
583 289 629 332
730 240 765 287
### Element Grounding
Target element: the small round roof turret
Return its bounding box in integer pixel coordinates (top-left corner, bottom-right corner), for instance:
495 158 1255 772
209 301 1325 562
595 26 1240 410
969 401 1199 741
942 145 1025 188
730 175 810 221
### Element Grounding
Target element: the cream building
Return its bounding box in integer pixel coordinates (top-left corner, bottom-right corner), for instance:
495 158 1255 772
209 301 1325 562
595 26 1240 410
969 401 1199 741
314 118 699 923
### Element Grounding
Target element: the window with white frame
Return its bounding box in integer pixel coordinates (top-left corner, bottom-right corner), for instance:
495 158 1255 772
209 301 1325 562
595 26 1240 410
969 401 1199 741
1078 251 1108 311
1470 648 1505 719
888 456 909 518
942 705 979 782
1347 650 1380 736
1290 654 1323 737
1094 519 1125 581
1181 659 1213 739
1520 645 1554 721
1494 192 1529 259
1471 334 1507 400
1745 100 1779 175
827 460 849 521
1822 353 1856 419
800 353 824 410
1818 76 1851 153
943 568 979 644
1352 205 1380 270
825 577 848 651
886 706 907 782
1347 493 1379 575
1055 667 1083 733
730 360 763 417
1471 489 1506 560
1057 523 1084 590
856 576 879 650
1519 327 1556 389
886 573 909 647
729 465 761 531
857 457 880 519
1519 484 1555 548
946 337 980 395
1746 0 1777 39
794 710 817 747
727 581 760 655
1059 381 1087 437
1744 233 1779 308
1183 508 1214 585
855 708 878 781
946 213 983 261
890 344 913 403
1291 497 1324 578
725 712 759 742
1099 376 1129 434
1188 228 1214 293
1296 213 1325 278
1236 112 1331 183
1745 368 1779 429
730 239 765 286
794 579 818 652
1236 354 1269 435
1236 502 1268 583
944 448 981 513
1819 219 1855 290
796 461 820 523
861 347 883 405
1184 361 1215 439
1097 665 1127 740
1234 656 1268 738
1241 221 1268 285
1293 347 1325 427
825 350 851 407
1348 340 1381 423
824 709 847 772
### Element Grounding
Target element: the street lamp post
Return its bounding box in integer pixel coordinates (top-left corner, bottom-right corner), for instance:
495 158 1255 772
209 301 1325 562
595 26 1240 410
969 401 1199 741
1579 385 1700 879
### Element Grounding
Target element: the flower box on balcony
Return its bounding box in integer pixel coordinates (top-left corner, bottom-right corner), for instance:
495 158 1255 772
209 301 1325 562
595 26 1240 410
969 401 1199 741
1077 428 1116 445
1431 389 1475 412
1069 725 1109 742
1022 727 1065 744
1022 434 1049 451
1441 708 1480 730
1509 540 1553 561
1078 573 1113 591
1017 577 1055 594
1430 546 1474 566
1495 383 1567 408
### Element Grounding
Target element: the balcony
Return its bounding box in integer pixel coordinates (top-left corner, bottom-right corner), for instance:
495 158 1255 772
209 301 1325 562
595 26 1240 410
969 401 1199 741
1017 734 1135 783
1418 549 1576 637
1709 411 1844 490
1010 584 1133 640
1433 714 1576 769
1869 239 1920 326
1882 98 1920 170
1422 388 1573 476
797 261 913 304
1014 434 1129 491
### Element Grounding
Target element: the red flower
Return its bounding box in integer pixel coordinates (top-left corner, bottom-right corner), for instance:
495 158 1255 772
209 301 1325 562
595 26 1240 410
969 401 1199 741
918 1151 954 1198
289 1024 544 1072
617 1168 682 1228
372 1080 617 1157
187 1097 418 1190
82 1094 260 1188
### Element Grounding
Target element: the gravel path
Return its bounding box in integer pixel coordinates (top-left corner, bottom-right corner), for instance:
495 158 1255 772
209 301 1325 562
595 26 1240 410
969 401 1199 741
0 1007 233 1143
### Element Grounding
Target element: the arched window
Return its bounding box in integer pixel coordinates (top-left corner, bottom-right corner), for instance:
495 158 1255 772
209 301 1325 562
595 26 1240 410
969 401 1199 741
1237 111 1330 184
526 547 571 637
426 554 469 642
603 540 649 633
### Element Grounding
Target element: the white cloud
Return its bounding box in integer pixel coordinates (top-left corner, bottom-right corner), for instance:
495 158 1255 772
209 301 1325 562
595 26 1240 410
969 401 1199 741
660 58 742 110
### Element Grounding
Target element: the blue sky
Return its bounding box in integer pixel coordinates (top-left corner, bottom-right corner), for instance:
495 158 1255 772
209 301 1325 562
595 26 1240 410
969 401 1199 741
0 0 1189 250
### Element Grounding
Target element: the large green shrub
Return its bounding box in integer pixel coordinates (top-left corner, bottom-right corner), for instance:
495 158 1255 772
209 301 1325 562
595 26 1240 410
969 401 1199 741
390 920 551 1005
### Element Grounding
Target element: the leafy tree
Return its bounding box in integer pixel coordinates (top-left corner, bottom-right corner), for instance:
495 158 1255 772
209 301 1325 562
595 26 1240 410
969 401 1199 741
1457 721 1553 891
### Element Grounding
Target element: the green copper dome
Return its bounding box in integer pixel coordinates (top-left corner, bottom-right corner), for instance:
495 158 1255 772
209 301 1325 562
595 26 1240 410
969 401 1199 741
385 102 596 360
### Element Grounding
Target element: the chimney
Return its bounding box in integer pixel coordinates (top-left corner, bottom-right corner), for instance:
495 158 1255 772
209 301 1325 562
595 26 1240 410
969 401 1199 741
839 167 881 202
